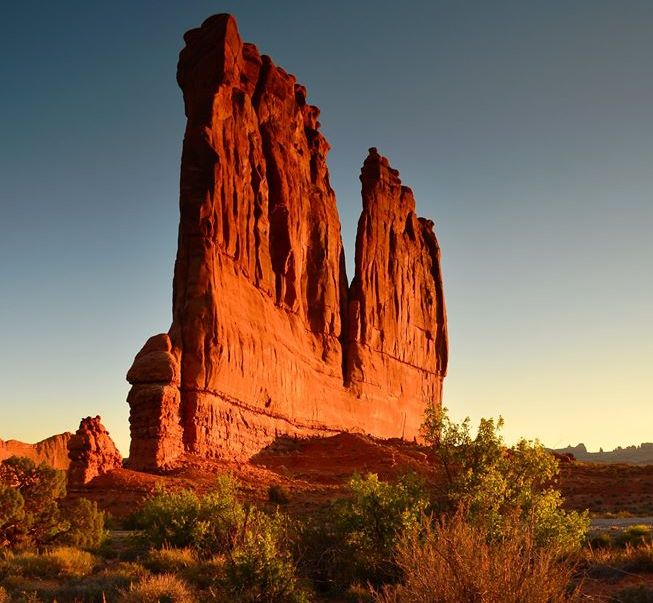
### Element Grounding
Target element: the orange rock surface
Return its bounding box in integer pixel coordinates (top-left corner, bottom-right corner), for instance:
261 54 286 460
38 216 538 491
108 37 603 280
0 433 71 470
67 416 122 486
127 14 448 470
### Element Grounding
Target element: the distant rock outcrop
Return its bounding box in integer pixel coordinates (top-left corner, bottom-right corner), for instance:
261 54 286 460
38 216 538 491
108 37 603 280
126 14 448 470
0 433 72 470
554 443 653 465
67 416 122 485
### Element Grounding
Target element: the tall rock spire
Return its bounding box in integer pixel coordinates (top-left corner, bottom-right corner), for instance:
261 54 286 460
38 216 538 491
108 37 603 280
126 15 447 470
346 148 448 439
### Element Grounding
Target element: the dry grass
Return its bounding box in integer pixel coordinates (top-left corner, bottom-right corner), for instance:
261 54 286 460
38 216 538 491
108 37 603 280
375 512 579 603
2 546 96 579
144 546 198 573
117 572 196 602
582 542 653 577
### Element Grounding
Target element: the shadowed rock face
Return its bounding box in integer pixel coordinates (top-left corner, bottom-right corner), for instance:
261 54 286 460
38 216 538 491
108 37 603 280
127 14 448 470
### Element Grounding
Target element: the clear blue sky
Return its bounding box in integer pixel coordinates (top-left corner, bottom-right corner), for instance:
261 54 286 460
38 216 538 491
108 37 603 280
1 1 651 456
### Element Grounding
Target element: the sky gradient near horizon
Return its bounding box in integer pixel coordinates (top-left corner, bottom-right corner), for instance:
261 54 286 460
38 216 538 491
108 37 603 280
1 1 652 456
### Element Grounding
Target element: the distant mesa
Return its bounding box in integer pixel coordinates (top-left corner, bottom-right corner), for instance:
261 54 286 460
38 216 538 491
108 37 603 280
125 14 448 470
0 432 72 470
553 443 653 465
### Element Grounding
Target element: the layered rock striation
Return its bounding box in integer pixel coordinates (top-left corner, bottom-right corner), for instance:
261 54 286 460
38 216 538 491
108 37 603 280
127 14 448 470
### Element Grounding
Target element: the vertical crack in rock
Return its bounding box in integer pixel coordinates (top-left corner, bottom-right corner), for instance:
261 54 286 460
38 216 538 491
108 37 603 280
126 14 448 470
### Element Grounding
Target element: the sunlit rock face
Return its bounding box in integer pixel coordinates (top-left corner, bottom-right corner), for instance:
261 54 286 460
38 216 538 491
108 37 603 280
0 433 72 470
126 14 448 470
67 416 122 486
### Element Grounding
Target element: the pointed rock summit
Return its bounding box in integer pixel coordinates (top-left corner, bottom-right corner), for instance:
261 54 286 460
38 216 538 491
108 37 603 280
126 14 448 470
67 417 122 486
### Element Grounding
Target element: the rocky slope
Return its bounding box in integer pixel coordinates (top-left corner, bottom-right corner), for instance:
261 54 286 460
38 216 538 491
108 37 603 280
127 14 448 470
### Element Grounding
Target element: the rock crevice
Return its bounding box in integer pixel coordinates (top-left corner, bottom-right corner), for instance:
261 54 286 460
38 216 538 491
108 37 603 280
127 14 448 470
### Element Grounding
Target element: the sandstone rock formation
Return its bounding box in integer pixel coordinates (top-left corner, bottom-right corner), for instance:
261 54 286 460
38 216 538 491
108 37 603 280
67 416 122 486
0 433 72 470
346 149 448 429
127 14 448 470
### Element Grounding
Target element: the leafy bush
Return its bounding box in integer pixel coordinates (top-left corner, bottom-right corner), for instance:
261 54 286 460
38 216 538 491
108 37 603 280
223 509 310 603
57 498 106 549
332 472 430 587
0 457 105 551
0 457 67 548
422 405 589 551
0 485 25 548
375 511 579 603
136 475 309 601
136 475 244 555
117 573 196 602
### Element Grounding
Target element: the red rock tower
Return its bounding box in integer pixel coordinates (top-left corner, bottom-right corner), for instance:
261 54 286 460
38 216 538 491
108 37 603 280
126 14 447 470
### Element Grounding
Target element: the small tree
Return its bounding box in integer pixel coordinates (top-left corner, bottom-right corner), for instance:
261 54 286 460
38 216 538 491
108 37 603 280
0 456 67 547
333 472 430 587
0 485 25 548
57 498 106 548
0 456 105 549
422 405 588 551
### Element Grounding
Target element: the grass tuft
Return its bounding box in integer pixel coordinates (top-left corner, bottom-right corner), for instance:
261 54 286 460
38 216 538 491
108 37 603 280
116 572 196 602
3 546 95 579
144 547 198 574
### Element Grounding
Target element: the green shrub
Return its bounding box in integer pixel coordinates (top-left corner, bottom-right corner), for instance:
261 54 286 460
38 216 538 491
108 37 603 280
375 511 579 603
57 497 106 548
137 475 244 555
332 472 429 587
223 509 310 603
117 573 196 602
0 485 25 549
0 457 67 548
422 405 589 552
